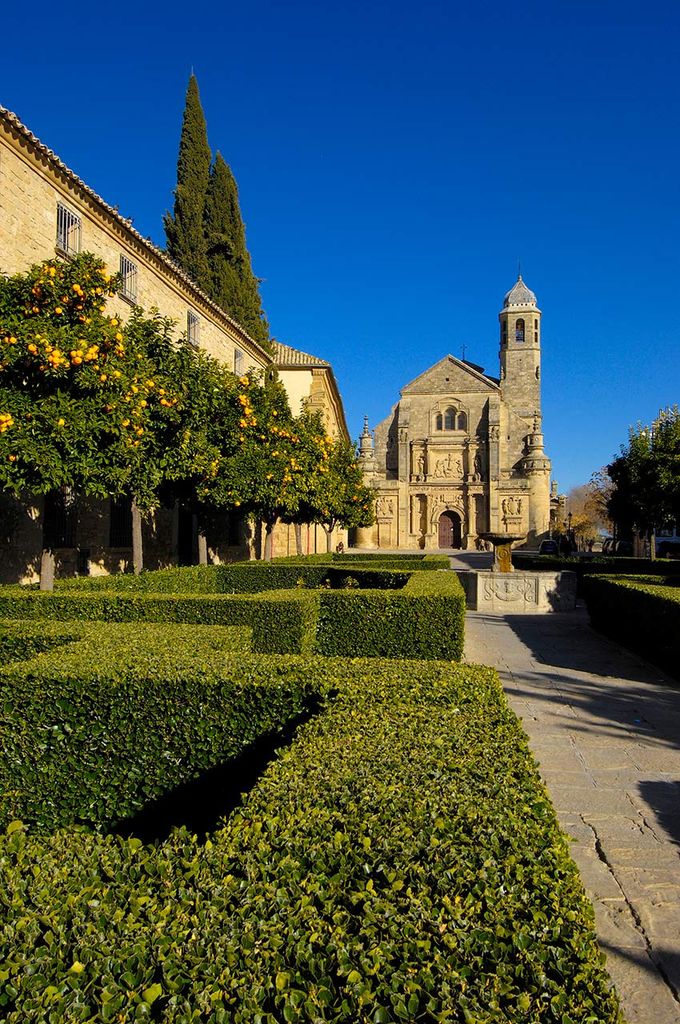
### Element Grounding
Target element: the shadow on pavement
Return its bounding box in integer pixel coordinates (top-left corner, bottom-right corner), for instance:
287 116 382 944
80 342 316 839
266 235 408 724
469 611 680 755
501 611 675 686
637 780 680 849
599 940 680 1009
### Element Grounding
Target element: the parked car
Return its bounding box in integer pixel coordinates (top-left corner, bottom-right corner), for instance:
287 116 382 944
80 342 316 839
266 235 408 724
538 539 559 555
611 540 634 556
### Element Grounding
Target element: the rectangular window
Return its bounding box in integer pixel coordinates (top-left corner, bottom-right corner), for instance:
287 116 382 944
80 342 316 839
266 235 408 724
56 203 81 255
233 347 244 374
187 310 200 345
109 496 133 547
119 254 138 302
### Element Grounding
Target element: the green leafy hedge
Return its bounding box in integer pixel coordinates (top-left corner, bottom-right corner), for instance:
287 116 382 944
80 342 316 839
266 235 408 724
0 620 82 667
317 569 466 659
0 590 319 654
50 563 412 593
582 573 680 678
276 553 451 570
0 567 463 659
0 657 620 1022
0 624 322 833
513 553 680 595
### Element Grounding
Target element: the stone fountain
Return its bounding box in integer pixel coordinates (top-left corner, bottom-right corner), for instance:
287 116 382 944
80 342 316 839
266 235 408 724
479 531 527 574
466 530 577 614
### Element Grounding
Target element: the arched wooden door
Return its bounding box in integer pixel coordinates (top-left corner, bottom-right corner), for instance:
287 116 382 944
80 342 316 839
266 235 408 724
438 511 462 548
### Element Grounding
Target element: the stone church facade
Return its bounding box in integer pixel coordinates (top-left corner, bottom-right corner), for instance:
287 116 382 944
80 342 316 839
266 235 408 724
355 276 552 550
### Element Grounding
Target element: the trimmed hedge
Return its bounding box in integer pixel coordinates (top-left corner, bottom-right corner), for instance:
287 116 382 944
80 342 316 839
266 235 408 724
0 657 620 1023
0 623 319 833
0 620 83 667
513 553 680 595
317 569 466 659
0 590 319 654
0 567 463 659
582 573 680 678
50 563 412 593
276 552 451 570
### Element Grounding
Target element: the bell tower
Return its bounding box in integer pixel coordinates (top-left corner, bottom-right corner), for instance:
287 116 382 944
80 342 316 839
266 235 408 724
498 274 541 419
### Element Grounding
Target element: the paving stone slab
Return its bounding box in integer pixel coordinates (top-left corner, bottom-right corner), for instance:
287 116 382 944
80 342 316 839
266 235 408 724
464 608 680 1024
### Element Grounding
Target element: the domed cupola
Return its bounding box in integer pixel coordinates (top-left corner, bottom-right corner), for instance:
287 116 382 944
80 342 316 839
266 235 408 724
498 269 542 418
503 274 538 309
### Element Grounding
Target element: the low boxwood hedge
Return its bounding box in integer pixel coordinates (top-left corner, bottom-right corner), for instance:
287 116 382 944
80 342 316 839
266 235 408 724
0 567 463 659
276 552 451 570
582 573 680 678
0 623 317 833
49 563 412 593
0 620 83 667
0 590 319 655
0 657 620 1022
317 569 466 659
513 553 680 595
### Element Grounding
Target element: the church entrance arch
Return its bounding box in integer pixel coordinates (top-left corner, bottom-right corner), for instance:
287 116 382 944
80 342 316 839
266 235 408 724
438 511 462 549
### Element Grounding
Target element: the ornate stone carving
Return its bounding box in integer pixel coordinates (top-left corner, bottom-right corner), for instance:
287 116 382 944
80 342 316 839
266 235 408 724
489 425 500 442
483 575 537 603
375 496 394 519
431 453 463 480
501 496 522 516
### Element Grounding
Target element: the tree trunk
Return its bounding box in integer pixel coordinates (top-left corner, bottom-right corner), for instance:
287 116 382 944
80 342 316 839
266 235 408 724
294 522 303 557
263 519 275 561
39 547 55 591
324 522 336 553
131 500 144 575
197 528 208 565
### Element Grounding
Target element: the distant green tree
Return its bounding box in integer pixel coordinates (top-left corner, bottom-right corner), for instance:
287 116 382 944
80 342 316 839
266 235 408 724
164 74 212 291
607 408 680 544
204 152 270 349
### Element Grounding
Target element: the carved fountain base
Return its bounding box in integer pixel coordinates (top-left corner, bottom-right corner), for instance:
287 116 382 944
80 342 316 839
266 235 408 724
465 531 577 614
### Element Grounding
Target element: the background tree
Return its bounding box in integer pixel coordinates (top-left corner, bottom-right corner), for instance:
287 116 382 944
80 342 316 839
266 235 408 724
150 337 247 563
164 74 212 291
204 152 270 348
300 428 375 552
607 409 680 551
217 375 312 560
565 478 611 549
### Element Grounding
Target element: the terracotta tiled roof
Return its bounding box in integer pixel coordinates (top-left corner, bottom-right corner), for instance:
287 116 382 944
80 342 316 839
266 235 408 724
0 106 272 362
272 341 330 367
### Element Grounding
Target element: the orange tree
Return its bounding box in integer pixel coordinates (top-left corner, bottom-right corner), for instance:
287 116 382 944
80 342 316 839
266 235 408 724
300 428 375 551
216 374 322 559
0 254 179 586
145 335 247 561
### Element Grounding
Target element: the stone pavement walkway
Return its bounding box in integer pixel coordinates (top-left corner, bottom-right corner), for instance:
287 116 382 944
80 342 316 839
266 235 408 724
465 608 680 1024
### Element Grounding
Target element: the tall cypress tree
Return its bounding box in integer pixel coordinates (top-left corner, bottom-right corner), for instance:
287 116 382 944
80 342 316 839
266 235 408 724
164 75 211 291
204 152 270 348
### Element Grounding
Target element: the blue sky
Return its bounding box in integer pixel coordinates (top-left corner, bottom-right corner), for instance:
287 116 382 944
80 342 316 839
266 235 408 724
3 0 679 491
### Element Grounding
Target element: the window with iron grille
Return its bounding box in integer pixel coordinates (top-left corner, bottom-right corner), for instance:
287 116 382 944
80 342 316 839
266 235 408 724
56 203 81 255
109 496 133 547
187 310 200 345
119 254 138 302
43 488 77 548
233 347 244 374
